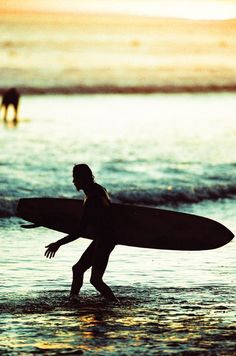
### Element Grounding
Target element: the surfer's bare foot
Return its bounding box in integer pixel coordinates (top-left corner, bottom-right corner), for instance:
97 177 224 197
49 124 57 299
104 295 119 303
69 294 80 302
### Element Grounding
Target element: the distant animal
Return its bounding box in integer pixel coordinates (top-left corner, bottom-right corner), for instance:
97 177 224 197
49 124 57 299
0 88 20 123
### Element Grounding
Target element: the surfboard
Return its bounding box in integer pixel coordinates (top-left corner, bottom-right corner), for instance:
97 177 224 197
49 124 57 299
17 197 234 251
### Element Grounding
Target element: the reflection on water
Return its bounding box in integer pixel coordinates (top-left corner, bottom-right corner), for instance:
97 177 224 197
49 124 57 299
1 286 235 355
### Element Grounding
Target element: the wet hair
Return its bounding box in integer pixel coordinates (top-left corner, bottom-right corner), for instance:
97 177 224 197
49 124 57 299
73 164 94 183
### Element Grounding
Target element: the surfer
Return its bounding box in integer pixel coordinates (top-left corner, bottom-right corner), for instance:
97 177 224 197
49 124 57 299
44 164 117 301
0 88 20 123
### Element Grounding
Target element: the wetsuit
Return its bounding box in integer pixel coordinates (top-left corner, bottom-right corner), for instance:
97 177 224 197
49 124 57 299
45 178 117 299
76 183 116 273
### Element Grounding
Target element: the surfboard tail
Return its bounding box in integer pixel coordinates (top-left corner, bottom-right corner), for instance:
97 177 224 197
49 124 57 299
17 198 39 223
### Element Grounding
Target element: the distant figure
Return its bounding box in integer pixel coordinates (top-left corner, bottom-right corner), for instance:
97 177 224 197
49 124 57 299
0 88 20 123
44 164 117 302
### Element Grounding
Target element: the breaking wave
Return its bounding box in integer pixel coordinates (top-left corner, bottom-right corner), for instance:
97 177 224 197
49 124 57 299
113 184 236 206
1 183 236 218
0 198 19 218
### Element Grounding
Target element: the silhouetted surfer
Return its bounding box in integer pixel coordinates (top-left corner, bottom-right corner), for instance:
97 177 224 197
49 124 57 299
45 164 117 301
0 88 20 123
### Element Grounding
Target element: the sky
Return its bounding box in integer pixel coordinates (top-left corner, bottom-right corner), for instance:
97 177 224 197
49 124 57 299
1 0 236 20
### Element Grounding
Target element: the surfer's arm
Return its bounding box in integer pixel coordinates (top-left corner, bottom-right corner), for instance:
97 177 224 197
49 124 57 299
53 204 92 246
45 208 90 257
55 233 80 246
44 233 80 258
44 234 80 258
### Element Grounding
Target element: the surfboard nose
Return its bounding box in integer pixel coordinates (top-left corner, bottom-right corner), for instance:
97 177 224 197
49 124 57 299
217 223 234 248
226 228 234 243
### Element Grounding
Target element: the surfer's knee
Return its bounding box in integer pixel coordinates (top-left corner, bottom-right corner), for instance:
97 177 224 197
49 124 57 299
72 264 78 274
90 275 98 287
90 273 102 288
72 263 84 274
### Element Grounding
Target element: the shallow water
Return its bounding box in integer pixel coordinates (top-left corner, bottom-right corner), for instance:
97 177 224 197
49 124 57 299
0 93 236 354
1 199 235 354
1 286 235 355
1 93 236 207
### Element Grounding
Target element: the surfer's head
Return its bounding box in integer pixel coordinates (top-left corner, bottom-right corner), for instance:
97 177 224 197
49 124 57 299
73 164 94 191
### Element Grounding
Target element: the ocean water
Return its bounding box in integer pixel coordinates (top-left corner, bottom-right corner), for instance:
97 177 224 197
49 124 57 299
0 93 236 355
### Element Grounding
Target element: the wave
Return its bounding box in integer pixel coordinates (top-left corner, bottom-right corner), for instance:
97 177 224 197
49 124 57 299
113 184 236 206
113 183 236 206
0 198 19 218
1 83 236 95
1 184 236 218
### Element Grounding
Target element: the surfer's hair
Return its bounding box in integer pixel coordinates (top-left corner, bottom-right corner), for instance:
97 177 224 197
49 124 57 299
73 164 94 183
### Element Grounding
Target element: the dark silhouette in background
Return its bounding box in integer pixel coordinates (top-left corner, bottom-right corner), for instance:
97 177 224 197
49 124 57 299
0 88 20 123
44 164 117 302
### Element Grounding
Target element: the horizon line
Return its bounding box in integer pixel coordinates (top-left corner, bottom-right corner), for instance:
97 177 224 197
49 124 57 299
1 7 236 21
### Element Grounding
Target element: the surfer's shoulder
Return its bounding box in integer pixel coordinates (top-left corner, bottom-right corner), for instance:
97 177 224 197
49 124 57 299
93 183 111 204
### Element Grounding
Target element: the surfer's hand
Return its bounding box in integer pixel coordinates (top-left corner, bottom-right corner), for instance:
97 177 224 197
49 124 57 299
44 242 60 258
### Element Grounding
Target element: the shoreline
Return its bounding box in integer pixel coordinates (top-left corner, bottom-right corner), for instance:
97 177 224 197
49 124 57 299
2 84 236 96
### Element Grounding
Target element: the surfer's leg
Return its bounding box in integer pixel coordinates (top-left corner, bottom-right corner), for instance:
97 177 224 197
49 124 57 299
90 269 117 300
90 242 117 301
70 241 96 296
3 106 8 122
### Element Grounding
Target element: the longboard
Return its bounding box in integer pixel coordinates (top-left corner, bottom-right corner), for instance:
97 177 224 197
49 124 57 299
17 198 234 250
